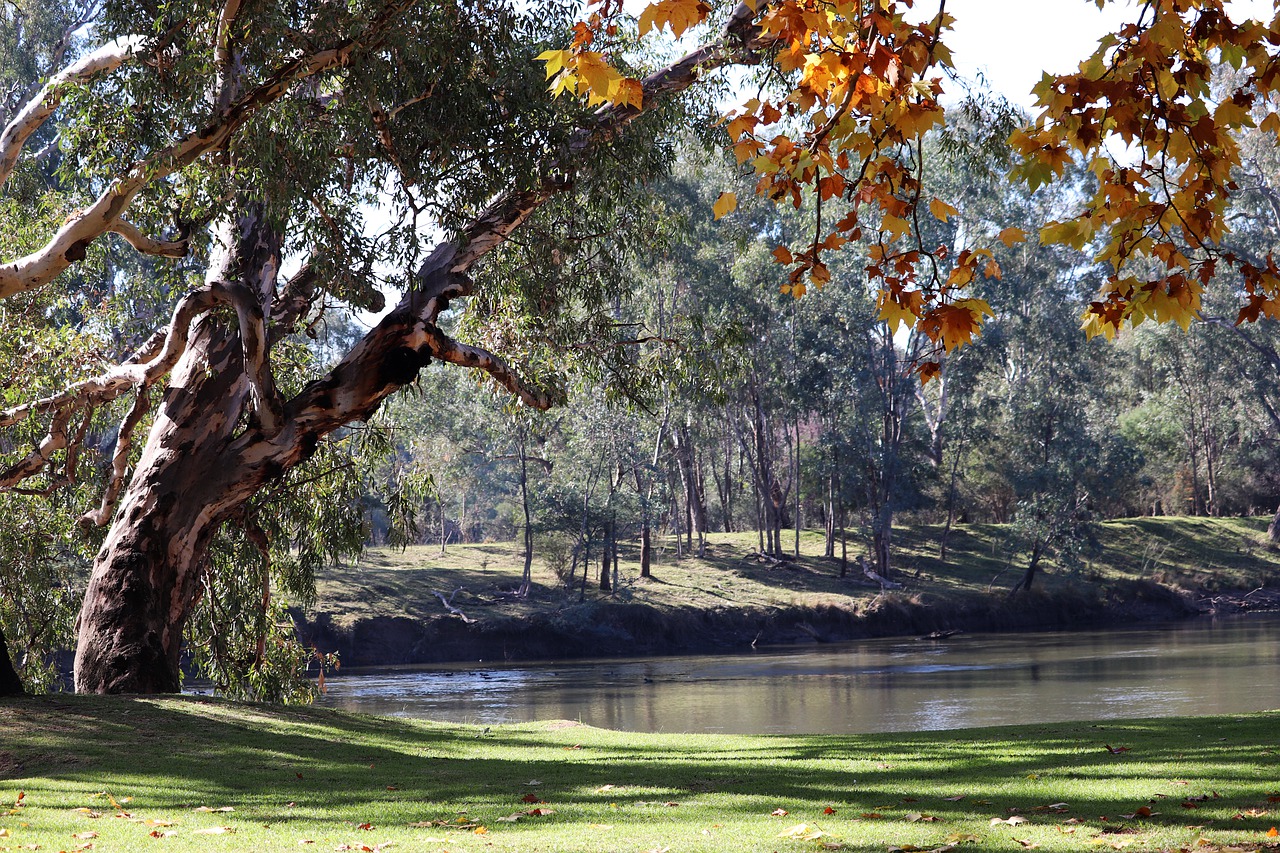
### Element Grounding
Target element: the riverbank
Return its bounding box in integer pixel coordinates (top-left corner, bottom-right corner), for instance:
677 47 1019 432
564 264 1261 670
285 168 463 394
296 516 1280 667
1 694 1277 852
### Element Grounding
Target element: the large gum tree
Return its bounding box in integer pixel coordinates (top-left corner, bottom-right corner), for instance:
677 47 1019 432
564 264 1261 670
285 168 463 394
3 0 1279 693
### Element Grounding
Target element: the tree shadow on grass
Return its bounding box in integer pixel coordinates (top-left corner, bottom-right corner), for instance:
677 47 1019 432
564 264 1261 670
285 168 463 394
2 697 1278 852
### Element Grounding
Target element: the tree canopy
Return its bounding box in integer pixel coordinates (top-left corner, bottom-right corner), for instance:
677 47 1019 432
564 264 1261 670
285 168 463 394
1 0 1278 695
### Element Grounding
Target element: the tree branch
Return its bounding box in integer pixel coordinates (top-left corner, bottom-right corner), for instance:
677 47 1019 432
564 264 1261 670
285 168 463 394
107 219 189 258
79 386 151 527
0 35 145 190
0 0 416 299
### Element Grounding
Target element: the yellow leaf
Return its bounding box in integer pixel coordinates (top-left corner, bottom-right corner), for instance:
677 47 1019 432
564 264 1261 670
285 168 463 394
778 822 827 840
713 192 738 220
536 49 572 79
929 198 959 223
881 214 911 242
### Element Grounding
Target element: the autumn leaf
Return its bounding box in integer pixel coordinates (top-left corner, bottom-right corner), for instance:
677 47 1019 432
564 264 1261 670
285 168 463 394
777 822 828 840
637 0 711 38
998 227 1027 247
991 816 1029 826
929 198 958 223
192 826 236 834
1104 745 1131 754
1269 827 1278 837
824 806 836 815
521 793 544 804
712 191 738 220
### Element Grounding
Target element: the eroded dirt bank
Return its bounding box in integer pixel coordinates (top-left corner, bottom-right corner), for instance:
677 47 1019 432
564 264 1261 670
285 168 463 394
293 580 1280 668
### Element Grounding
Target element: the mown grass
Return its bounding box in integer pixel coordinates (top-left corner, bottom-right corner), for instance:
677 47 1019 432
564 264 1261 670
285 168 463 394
1 696 1278 852
315 517 1280 632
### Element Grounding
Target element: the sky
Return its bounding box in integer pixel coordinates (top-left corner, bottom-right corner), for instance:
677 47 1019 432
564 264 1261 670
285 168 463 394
943 0 1276 110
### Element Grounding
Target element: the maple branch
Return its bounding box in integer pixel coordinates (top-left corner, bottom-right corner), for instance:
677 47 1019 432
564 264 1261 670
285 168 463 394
0 35 146 190
0 1 416 300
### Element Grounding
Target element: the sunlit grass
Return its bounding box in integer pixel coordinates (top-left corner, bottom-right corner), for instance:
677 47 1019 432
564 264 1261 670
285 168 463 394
1 696 1277 853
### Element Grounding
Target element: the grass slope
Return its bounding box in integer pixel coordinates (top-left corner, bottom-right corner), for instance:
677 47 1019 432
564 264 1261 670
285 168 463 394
1 696 1278 853
313 517 1280 638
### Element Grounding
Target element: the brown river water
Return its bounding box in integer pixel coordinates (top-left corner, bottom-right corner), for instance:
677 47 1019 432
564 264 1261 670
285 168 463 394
314 612 1280 734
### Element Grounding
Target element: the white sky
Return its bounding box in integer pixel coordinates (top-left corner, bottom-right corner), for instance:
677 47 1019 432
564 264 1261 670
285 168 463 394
944 0 1276 110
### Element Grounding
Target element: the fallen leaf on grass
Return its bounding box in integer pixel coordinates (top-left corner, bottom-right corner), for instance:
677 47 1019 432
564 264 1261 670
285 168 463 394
71 832 99 840
1012 838 1038 848
943 796 966 802
526 808 555 817
149 829 178 838
906 813 940 822
1269 827 1279 837
663 802 680 808
772 809 790 817
72 809 102 819
141 819 177 827
944 833 980 843
1120 807 1155 819
192 826 235 835
1104 745 1131 754
777 822 827 840
991 816 1029 826
596 784 615 793
193 807 234 813
1233 809 1269 818
861 813 884 820
824 807 837 815
521 793 543 804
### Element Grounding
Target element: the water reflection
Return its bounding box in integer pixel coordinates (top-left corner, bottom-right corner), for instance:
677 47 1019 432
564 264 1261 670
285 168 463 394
315 613 1280 734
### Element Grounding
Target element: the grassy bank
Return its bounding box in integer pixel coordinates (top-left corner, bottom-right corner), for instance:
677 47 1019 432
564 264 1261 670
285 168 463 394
303 517 1280 665
1 695 1277 852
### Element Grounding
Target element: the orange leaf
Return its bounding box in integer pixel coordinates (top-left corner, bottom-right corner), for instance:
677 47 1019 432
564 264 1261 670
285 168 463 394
1268 827 1278 837
713 191 738 220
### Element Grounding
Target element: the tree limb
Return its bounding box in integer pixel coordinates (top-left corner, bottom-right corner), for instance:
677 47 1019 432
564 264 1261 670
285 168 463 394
107 220 189 258
0 35 145 190
0 0 416 299
79 386 151 527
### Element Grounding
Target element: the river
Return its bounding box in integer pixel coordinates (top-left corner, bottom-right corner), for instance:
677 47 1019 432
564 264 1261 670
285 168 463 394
314 612 1280 734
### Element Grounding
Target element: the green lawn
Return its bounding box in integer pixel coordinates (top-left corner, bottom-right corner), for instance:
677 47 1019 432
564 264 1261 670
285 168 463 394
2 695 1277 852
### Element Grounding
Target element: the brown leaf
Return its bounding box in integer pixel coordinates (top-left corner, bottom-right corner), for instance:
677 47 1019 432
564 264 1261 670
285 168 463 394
72 831 99 840
772 808 790 817
1012 838 1039 848
943 796 966 802
823 806 836 815
526 807 555 817
860 813 884 820
521 793 543 804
